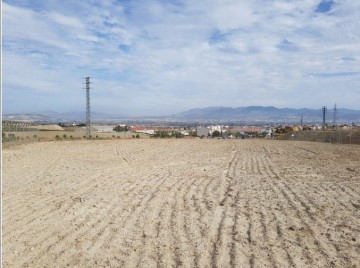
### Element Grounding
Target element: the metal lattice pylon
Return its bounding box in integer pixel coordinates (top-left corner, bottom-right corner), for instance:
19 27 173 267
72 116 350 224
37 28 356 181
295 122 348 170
322 106 327 129
85 77 91 139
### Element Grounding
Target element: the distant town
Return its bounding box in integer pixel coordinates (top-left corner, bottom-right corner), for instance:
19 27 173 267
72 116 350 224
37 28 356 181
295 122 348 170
3 105 360 144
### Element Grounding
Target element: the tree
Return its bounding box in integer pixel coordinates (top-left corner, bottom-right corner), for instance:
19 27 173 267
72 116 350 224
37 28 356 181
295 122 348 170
113 125 128 132
212 130 221 137
173 131 183 138
153 131 168 138
189 130 197 137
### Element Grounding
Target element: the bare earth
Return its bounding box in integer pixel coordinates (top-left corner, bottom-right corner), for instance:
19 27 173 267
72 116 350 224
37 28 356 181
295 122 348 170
2 139 360 267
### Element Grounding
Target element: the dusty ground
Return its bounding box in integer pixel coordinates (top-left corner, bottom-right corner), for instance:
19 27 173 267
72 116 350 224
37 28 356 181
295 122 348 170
2 139 360 267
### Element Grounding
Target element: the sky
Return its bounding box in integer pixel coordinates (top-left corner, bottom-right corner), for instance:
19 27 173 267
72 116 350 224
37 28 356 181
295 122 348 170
2 0 360 116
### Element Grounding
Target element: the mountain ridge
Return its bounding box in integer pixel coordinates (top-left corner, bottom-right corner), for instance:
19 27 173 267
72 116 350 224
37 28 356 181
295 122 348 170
170 106 360 121
3 106 360 123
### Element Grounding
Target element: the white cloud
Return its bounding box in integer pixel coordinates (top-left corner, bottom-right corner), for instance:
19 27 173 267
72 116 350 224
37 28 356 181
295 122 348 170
3 0 360 115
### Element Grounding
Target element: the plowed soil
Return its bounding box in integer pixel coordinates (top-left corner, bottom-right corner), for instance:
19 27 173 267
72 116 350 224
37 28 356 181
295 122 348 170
2 140 360 267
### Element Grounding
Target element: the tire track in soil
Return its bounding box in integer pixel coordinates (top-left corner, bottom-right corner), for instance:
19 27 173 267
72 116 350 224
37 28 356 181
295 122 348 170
339 184 360 199
280 182 356 263
130 178 187 267
59 171 170 267
261 143 326 265
2 152 64 219
115 169 191 267
225 144 257 267
187 176 213 267
259 156 299 267
243 199 256 268
20 197 120 266
3 156 130 228
209 149 239 268
278 176 352 262
166 164 218 268
178 176 210 268
258 204 278 267
263 150 346 267
229 190 243 268
245 180 278 268
262 164 317 266
227 144 255 267
4 142 191 266
100 172 187 266
117 176 180 268
235 144 279 267
313 184 352 211
104 171 185 251
258 142 352 266
169 183 187 267
274 184 328 262
3 171 118 240
153 179 186 268
19 169 169 267
203 175 218 211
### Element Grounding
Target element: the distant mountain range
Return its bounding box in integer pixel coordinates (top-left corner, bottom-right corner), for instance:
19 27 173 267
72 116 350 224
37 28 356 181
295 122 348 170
2 111 126 123
3 106 360 124
170 106 360 123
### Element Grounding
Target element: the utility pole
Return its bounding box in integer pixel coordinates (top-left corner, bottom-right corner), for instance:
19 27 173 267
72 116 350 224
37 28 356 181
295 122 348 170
322 106 327 130
85 77 91 139
333 103 337 126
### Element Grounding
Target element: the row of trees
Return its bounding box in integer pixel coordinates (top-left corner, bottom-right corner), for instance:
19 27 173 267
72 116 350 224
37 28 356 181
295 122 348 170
2 132 38 143
113 125 129 132
153 131 183 138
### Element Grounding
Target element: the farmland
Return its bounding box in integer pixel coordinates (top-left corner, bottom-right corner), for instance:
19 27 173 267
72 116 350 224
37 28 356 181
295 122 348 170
2 139 360 267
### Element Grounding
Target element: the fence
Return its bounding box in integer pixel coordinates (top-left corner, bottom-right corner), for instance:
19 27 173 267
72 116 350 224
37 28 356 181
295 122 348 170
2 121 40 146
279 129 360 145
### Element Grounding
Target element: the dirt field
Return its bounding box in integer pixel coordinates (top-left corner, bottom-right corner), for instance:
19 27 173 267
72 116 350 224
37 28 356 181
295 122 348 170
2 140 360 267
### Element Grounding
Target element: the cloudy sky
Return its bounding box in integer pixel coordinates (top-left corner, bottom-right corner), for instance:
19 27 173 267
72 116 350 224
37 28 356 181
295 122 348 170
3 0 360 115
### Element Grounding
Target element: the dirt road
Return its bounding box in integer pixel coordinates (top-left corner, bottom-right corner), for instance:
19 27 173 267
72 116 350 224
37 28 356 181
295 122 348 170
2 140 360 267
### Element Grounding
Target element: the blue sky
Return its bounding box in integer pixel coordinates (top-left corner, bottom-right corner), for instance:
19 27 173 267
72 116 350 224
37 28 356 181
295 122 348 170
2 0 360 115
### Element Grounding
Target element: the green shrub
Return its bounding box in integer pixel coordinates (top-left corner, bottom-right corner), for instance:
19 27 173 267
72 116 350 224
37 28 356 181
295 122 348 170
113 125 128 132
212 130 221 137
